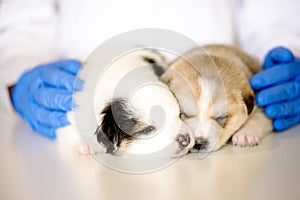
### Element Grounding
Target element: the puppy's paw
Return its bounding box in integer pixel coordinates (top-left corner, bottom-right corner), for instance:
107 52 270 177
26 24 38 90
232 129 260 147
77 145 91 156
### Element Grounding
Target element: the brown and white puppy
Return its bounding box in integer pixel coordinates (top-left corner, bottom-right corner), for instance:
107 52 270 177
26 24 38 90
161 44 273 152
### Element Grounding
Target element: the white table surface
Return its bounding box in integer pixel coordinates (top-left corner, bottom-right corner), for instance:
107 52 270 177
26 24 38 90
1 111 300 200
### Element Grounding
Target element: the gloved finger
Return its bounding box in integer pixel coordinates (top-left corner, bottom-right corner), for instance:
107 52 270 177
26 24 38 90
255 80 300 106
264 99 300 118
263 47 294 69
34 125 57 139
47 59 82 75
28 119 57 139
33 87 73 111
34 107 70 128
250 60 300 90
74 77 84 91
41 67 84 92
273 115 300 131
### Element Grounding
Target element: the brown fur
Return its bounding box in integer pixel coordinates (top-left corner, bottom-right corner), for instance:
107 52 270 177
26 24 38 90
161 44 272 151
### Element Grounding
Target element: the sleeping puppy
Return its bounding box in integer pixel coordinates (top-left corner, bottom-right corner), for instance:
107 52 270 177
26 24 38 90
60 48 195 158
161 44 273 152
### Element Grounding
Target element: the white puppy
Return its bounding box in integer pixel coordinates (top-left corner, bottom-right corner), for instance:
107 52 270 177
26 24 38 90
58 48 194 158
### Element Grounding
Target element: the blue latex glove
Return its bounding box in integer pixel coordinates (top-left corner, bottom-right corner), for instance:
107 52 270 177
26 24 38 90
250 47 300 131
11 60 83 139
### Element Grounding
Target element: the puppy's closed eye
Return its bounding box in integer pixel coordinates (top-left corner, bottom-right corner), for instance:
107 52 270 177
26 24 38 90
179 112 190 120
213 115 228 127
135 125 156 135
179 112 187 120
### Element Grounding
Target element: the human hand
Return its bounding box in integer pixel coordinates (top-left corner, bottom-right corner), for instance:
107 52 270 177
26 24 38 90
11 60 83 139
250 47 300 131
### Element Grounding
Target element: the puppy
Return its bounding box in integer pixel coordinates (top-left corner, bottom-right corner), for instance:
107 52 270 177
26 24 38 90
161 44 273 152
59 48 195 158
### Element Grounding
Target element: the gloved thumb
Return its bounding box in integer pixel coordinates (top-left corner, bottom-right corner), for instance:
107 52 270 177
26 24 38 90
263 47 294 69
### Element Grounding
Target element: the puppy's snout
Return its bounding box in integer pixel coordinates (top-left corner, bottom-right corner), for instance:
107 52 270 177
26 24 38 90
176 133 191 148
193 137 208 151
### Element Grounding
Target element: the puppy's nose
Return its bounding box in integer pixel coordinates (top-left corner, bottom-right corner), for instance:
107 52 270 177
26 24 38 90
193 137 208 150
176 133 191 147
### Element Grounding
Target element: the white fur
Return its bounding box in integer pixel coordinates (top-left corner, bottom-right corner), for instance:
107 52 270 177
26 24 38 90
58 48 193 158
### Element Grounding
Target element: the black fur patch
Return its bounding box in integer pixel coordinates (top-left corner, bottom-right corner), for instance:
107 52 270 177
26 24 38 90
95 98 139 153
243 92 255 115
143 56 165 77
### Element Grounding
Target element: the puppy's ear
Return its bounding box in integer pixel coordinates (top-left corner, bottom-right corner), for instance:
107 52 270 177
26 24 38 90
95 99 135 154
143 56 166 77
242 89 255 115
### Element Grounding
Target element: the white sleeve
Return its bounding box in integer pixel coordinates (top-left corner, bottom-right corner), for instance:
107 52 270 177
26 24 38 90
0 0 59 113
236 0 300 64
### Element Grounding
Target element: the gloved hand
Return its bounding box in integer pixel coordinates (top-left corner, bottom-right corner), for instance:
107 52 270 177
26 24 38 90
11 60 83 139
250 47 300 131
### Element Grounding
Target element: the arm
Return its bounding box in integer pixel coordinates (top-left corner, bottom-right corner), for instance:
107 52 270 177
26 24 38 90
236 0 300 131
235 0 300 62
0 0 59 112
0 1 83 138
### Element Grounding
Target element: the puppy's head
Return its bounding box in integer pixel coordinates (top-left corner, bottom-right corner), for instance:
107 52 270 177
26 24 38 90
161 46 255 153
94 49 194 158
96 93 193 158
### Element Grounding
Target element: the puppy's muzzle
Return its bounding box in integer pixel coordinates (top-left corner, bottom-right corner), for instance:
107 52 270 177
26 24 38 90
176 134 209 152
192 137 209 151
176 133 191 148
